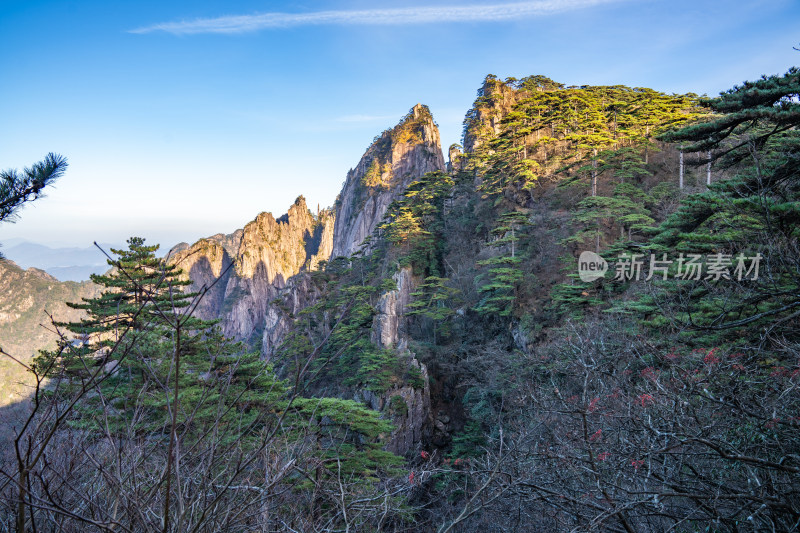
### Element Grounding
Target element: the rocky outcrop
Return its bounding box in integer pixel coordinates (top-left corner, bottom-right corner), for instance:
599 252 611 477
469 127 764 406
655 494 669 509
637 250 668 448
171 238 235 322
263 262 432 455
331 104 445 258
462 76 520 154
385 356 431 455
372 267 414 348
367 266 433 455
307 209 335 272
173 106 445 455
261 271 323 359
221 198 313 341
354 355 431 456
174 104 444 349
170 196 333 344
448 143 465 172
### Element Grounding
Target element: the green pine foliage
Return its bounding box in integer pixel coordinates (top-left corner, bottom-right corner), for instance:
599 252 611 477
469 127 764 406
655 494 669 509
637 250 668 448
32 236 406 522
608 68 800 346
0 153 67 227
275 267 416 394
292 397 405 482
381 171 455 276
273 171 460 403
475 211 530 317
62 237 196 337
467 77 703 207
14 69 800 531
407 276 460 344
361 158 390 189
36 237 285 438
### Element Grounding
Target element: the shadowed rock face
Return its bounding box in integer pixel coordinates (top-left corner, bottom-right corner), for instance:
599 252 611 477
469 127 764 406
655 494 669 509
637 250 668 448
370 267 432 454
172 106 443 455
331 104 446 259
173 104 444 347
261 271 323 359
169 196 334 343
353 353 431 456
171 239 235 322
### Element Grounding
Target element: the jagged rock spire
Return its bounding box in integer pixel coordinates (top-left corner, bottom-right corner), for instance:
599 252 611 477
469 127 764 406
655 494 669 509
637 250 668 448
331 104 445 258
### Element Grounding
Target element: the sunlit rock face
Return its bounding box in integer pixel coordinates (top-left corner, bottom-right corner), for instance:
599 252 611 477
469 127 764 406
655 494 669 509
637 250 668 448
170 196 333 343
172 105 444 455
173 104 444 347
462 76 521 155
331 104 445 259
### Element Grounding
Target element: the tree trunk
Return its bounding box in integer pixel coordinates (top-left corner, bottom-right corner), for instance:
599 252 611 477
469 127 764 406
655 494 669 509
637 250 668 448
16 468 26 533
163 323 182 533
679 148 684 189
707 150 712 186
613 110 617 140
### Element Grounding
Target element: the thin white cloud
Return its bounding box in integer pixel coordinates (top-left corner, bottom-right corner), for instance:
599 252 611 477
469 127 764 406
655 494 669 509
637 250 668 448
130 0 623 35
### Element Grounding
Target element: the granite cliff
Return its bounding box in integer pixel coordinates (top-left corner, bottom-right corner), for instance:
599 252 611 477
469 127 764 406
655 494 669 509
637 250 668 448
331 104 445 258
462 75 520 154
175 104 445 352
171 104 445 455
170 197 333 344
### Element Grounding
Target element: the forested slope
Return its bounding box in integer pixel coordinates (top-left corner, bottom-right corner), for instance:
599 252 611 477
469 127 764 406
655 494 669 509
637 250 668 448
1 69 799 532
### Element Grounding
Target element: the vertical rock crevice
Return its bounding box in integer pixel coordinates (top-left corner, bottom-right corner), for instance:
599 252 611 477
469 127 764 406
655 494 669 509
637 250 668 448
370 267 432 455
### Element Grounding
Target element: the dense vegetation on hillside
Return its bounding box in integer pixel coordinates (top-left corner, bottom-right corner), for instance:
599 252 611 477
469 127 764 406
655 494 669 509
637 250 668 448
1 68 799 531
415 69 800 531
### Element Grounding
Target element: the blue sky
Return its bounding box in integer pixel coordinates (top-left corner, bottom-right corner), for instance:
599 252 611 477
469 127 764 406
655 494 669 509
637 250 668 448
1 0 797 250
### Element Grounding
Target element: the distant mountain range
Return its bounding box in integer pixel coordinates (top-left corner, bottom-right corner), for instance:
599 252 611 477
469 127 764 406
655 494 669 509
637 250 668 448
0 241 121 281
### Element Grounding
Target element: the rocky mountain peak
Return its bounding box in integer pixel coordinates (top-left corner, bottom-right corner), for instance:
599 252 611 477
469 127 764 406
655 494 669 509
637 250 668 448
169 195 333 342
235 195 315 282
331 104 445 258
462 75 521 154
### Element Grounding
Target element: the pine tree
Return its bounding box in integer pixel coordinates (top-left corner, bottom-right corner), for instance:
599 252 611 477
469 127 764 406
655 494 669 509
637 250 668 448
381 171 454 275
0 153 67 257
622 68 800 345
475 211 530 317
361 158 389 189
40 237 219 432
64 237 195 336
407 275 460 344
0 153 67 224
